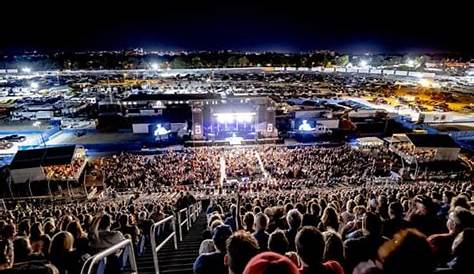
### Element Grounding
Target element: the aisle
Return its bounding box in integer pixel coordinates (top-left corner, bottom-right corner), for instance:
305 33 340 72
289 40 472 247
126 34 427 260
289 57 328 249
219 154 226 187
255 151 269 178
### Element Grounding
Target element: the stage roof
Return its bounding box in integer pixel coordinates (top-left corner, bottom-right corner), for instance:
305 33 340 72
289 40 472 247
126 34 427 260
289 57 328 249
406 134 459 148
9 145 76 169
122 93 221 101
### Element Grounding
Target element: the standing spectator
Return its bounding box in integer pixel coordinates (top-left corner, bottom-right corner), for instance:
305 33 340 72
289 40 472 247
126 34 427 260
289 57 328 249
322 231 344 265
66 221 89 258
296 226 344 274
341 200 355 226
89 214 125 253
285 209 302 251
253 213 270 252
194 225 232 274
344 212 385 274
428 207 473 266
268 230 289 256
225 231 259 274
244 213 255 234
320 207 340 233
116 214 140 246
381 202 409 238
49 231 84 274
225 205 238 232
302 202 320 227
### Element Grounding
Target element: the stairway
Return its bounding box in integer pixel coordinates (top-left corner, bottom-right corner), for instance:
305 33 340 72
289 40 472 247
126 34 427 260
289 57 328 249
137 212 207 274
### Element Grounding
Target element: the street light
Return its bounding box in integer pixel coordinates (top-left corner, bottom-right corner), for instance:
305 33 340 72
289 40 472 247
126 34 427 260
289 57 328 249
151 63 159 70
407 59 416 67
359 60 369 68
22 67 32 73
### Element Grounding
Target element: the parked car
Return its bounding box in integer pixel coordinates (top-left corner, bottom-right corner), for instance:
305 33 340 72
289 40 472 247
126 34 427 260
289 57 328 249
0 141 14 150
0 134 26 142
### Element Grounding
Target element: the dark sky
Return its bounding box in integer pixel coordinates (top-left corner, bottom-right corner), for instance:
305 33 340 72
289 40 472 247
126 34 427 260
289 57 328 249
1 1 472 54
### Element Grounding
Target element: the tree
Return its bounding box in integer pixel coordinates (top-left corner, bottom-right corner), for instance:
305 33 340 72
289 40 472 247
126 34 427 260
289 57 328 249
238 56 250 67
335 55 349 67
226 56 239 67
191 56 202 68
171 56 187 69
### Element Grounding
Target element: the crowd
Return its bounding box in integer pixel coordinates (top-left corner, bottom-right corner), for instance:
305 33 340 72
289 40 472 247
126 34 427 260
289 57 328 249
0 190 197 274
196 181 473 274
1 143 472 274
43 156 86 181
225 149 262 180
92 145 403 192
97 148 221 190
259 146 397 184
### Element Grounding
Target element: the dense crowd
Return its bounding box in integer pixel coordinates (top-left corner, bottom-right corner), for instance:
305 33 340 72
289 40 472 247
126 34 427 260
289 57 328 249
259 146 397 184
225 149 262 180
0 191 198 274
98 148 221 189
43 156 86 181
195 181 473 274
93 145 405 191
1 143 472 274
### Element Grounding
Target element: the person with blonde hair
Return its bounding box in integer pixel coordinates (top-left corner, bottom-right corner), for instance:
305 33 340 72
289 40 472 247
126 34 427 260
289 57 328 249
50 231 88 274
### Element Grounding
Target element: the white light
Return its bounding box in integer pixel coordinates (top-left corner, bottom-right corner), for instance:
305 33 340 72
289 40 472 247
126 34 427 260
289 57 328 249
407 59 415 67
30 82 39 89
298 120 315 131
235 113 253 123
359 60 368 68
216 113 234 123
22 67 32 73
154 124 170 136
215 112 255 124
151 63 159 70
33 121 42 127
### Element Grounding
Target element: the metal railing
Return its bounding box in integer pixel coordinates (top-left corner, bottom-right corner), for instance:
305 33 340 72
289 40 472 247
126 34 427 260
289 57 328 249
189 204 196 223
149 201 202 274
177 207 190 241
150 215 178 274
81 239 137 274
189 201 202 223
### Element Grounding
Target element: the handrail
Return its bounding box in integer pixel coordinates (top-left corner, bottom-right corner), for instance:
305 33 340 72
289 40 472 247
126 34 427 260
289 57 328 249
177 207 189 241
150 214 177 274
189 205 195 223
81 239 137 274
189 201 201 224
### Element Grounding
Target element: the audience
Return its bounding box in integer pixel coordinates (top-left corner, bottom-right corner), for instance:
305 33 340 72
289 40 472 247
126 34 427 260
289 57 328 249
0 144 472 274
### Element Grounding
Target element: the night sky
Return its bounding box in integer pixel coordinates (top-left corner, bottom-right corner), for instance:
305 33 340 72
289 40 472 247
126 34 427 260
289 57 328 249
1 1 472 54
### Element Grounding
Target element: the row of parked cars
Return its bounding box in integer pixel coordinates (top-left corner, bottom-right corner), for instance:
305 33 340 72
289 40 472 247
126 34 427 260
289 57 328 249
0 134 26 150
